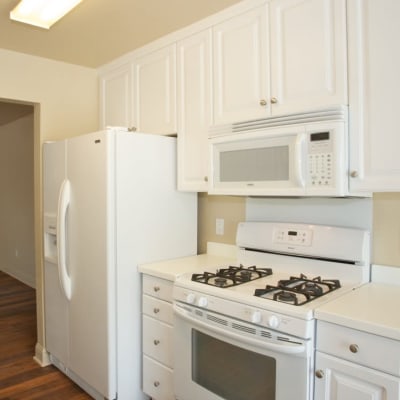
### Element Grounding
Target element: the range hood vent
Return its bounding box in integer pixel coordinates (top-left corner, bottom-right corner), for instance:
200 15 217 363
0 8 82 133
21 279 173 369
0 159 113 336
209 106 348 137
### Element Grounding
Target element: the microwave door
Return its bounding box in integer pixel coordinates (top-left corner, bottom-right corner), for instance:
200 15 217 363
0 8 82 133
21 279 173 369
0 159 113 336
209 130 306 196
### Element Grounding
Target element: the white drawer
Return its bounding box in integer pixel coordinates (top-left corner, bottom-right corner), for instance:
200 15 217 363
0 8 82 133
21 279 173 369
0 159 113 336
143 274 173 302
143 315 173 367
317 321 400 376
143 355 174 400
143 294 173 324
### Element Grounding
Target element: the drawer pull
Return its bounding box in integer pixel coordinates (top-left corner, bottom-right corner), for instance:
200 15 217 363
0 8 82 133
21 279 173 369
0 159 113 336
153 308 160 314
315 370 324 379
153 339 160 345
153 286 160 292
349 344 359 353
154 381 160 387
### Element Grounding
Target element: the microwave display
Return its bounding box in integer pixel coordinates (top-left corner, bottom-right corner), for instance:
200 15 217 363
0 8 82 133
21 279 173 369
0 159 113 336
220 146 289 182
310 131 330 141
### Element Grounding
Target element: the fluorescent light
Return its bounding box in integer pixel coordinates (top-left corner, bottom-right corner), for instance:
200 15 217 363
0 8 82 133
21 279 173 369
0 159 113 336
10 0 83 29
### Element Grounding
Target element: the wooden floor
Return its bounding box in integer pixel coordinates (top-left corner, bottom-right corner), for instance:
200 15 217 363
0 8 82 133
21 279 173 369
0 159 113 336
0 271 92 400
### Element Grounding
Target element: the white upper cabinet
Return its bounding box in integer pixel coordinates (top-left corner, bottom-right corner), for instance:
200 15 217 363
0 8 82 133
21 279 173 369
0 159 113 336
177 30 212 191
99 63 132 129
269 0 347 115
213 5 269 125
348 0 400 192
132 44 177 134
212 0 347 126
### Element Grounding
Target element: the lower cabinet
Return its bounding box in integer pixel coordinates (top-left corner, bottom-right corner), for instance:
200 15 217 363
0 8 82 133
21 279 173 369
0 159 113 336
142 274 174 400
315 321 400 400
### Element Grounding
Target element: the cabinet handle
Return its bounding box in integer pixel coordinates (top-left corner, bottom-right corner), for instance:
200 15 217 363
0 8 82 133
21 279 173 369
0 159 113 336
349 344 359 353
350 171 358 178
204 176 208 182
128 126 137 132
259 99 267 106
153 381 160 387
270 97 278 104
153 308 160 314
315 370 324 379
153 286 160 292
153 339 160 345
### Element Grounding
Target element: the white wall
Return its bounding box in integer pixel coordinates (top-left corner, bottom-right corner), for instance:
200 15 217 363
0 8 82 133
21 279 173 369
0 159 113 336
0 113 35 286
0 48 99 364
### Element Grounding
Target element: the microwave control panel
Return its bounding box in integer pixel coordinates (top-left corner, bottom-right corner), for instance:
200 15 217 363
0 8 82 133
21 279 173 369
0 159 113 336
307 131 333 187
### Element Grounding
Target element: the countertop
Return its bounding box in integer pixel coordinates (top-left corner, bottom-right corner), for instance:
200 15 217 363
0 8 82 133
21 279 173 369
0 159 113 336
315 264 400 341
138 242 237 281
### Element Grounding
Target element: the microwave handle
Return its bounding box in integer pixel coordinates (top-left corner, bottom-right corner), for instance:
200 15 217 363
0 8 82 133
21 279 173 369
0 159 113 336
294 134 306 187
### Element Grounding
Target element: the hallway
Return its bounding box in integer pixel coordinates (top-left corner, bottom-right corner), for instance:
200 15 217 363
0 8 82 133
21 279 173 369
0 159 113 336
0 271 91 399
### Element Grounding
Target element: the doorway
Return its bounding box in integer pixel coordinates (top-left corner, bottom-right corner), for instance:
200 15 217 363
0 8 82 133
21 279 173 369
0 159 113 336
0 100 35 286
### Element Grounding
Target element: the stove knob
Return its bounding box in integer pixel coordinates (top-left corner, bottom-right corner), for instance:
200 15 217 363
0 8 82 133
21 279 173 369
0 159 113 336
186 293 196 304
251 310 262 324
198 296 208 308
268 315 280 329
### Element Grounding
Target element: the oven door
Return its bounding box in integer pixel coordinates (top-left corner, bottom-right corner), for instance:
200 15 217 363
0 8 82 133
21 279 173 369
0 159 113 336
173 302 313 400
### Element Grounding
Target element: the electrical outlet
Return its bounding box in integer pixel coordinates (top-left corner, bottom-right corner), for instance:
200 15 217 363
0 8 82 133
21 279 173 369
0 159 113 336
216 218 224 235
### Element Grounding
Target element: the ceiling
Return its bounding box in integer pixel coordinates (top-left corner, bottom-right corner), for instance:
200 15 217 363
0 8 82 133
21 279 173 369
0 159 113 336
0 0 242 68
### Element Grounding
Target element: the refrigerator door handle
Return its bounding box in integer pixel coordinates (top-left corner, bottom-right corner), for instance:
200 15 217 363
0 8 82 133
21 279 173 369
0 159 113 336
57 179 72 300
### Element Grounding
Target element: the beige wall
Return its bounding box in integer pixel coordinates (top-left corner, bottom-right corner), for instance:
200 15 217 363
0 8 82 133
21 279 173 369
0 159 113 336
0 48 99 361
0 113 35 286
198 193 400 268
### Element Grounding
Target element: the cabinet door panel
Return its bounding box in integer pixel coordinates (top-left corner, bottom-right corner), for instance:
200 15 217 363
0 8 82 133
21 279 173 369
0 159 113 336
213 5 269 125
315 352 400 400
348 0 400 191
132 45 176 134
177 30 212 191
270 0 347 115
99 64 132 129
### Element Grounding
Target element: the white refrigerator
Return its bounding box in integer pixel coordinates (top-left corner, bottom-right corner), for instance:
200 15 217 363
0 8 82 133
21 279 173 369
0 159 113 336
43 128 197 400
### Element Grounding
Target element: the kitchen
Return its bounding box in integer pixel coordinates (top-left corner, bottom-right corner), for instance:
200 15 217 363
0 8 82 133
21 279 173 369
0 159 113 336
0 0 400 399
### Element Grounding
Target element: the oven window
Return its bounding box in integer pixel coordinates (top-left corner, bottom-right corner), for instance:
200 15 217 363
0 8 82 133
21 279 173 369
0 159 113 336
192 330 276 400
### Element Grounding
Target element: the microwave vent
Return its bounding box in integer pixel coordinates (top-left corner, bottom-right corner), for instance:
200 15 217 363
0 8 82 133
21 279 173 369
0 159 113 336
209 106 348 137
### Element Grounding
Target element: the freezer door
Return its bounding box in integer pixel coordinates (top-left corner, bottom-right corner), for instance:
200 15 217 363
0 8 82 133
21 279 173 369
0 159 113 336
43 141 69 365
65 131 117 399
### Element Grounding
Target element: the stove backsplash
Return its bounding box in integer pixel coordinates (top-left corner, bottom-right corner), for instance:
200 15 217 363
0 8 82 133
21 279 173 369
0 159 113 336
246 197 372 232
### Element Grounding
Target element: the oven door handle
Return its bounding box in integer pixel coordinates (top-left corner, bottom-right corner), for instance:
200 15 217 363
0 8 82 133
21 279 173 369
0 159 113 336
173 304 306 355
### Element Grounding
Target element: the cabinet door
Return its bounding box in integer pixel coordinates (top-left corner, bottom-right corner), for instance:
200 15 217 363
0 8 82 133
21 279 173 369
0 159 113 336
213 5 269 125
314 352 400 400
99 63 132 129
269 0 347 115
348 0 400 192
177 30 212 192
132 45 176 134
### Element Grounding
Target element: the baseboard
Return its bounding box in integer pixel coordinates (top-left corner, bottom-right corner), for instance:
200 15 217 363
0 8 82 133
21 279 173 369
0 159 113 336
33 342 51 367
0 267 36 288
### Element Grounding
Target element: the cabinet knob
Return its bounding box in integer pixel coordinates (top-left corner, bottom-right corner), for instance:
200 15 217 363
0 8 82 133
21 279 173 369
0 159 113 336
350 170 358 178
153 286 160 292
153 381 160 387
153 339 160 345
270 97 278 104
204 176 208 182
349 344 359 353
128 126 137 132
259 99 267 106
315 370 324 379
153 307 160 314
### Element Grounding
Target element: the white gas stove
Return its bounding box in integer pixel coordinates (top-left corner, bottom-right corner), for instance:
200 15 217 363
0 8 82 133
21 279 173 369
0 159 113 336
173 222 370 400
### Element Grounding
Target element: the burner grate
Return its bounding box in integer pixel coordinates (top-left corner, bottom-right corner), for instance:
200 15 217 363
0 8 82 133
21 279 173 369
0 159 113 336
191 265 272 288
254 274 341 305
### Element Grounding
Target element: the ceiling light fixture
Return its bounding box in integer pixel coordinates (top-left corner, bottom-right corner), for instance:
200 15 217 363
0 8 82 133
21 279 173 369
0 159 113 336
10 0 83 29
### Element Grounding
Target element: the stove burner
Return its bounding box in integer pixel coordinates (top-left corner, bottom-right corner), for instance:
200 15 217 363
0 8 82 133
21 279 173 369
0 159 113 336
254 274 341 305
191 265 273 288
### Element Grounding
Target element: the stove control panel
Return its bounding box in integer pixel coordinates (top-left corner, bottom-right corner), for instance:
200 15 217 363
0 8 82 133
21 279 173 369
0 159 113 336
273 228 313 246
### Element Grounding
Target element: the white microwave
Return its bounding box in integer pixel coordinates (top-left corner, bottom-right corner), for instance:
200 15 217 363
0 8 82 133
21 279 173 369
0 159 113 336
209 121 349 197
